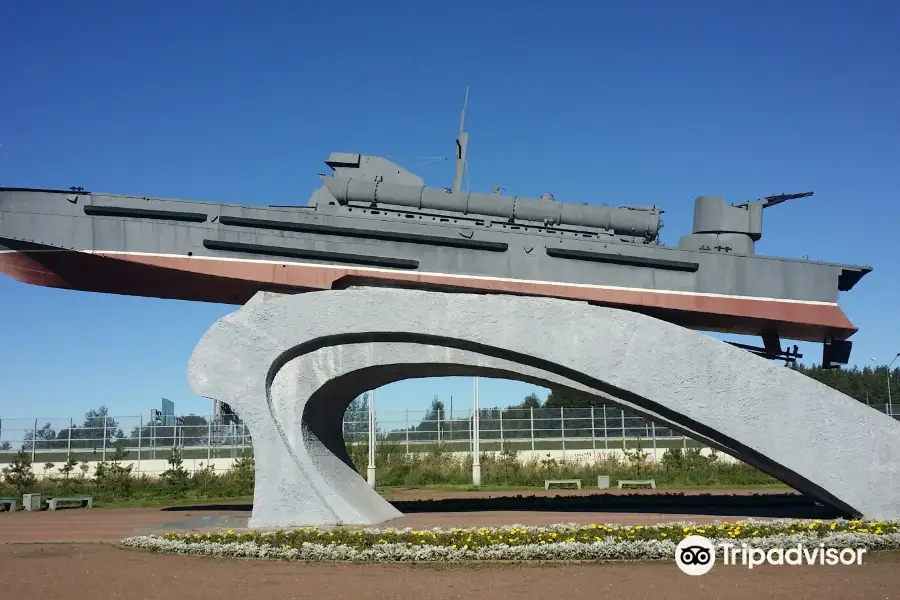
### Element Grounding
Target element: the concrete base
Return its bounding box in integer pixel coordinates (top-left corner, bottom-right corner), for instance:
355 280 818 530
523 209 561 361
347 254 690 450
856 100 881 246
188 288 900 528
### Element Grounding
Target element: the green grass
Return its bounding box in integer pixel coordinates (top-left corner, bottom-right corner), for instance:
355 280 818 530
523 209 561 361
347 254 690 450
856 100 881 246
347 441 780 489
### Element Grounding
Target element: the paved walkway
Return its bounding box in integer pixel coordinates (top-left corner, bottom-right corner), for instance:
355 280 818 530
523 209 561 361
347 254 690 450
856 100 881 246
0 491 884 600
3 543 897 600
0 505 765 543
0 489 827 543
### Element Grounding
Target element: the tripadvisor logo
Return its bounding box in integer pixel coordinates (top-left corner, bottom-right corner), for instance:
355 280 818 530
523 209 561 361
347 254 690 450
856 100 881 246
675 535 867 575
676 535 716 575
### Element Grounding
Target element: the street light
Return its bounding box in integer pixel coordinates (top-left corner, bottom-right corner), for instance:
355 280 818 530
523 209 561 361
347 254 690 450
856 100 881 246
888 353 900 417
871 354 899 417
472 376 481 486
367 389 376 488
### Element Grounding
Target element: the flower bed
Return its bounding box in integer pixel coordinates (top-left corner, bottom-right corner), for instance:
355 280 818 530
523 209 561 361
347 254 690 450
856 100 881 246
120 519 900 562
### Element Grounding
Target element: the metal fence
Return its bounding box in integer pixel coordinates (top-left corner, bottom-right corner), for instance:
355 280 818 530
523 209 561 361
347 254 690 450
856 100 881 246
0 414 252 464
2 402 899 465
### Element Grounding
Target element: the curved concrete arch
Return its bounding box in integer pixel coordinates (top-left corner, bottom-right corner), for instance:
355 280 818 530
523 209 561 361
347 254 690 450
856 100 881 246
188 288 900 528
298 351 737 484
278 343 735 528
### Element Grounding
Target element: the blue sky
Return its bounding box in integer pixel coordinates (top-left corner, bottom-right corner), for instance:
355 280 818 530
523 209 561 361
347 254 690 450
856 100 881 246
1 1 898 424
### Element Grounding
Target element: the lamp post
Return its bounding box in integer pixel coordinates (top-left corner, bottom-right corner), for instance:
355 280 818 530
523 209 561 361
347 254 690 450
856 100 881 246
888 353 899 417
871 354 899 417
472 376 481 486
367 389 376 488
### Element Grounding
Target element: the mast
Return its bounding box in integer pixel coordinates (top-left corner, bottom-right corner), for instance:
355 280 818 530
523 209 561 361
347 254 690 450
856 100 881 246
452 87 469 193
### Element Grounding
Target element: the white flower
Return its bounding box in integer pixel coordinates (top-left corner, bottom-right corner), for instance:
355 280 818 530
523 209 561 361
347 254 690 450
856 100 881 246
119 522 900 563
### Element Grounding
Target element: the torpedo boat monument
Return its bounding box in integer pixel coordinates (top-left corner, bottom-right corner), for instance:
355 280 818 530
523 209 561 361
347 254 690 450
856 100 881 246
2 97 897 527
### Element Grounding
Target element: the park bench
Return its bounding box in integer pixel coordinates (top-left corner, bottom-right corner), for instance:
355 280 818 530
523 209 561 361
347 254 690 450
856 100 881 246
617 479 656 489
544 479 582 490
46 495 93 511
0 497 17 512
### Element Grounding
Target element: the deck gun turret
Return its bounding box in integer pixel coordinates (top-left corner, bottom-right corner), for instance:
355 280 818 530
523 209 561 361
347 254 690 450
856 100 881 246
676 191 816 256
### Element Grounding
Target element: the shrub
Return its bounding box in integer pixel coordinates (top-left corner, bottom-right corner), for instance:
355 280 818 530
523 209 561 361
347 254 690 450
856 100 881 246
346 441 777 488
1 450 37 495
0 440 777 505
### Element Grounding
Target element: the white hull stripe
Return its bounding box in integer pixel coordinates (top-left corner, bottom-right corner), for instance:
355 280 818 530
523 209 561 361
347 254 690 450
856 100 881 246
0 248 839 307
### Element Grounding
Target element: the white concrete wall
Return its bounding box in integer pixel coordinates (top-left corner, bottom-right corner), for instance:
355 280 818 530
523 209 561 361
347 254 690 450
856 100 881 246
24 457 237 479
13 446 737 479
507 447 738 464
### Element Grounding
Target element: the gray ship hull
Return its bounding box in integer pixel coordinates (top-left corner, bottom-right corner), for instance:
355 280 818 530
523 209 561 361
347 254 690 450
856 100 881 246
0 182 866 344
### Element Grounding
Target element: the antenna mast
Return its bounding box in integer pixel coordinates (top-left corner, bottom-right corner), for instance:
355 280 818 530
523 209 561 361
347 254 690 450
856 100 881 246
452 87 469 193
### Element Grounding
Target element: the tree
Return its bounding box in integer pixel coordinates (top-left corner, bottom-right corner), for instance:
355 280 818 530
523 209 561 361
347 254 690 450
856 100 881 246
791 363 899 408
429 396 445 439
410 397 446 442
545 388 598 408
55 406 123 450
94 441 133 497
518 393 542 409
1 450 37 494
160 447 189 496
429 396 445 418
58 456 78 480
128 414 209 448
56 456 80 493
21 422 60 451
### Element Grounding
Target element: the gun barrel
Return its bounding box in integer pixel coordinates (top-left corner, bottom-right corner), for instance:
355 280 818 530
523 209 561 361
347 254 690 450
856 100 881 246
762 191 814 208
322 176 661 239
766 191 814 201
